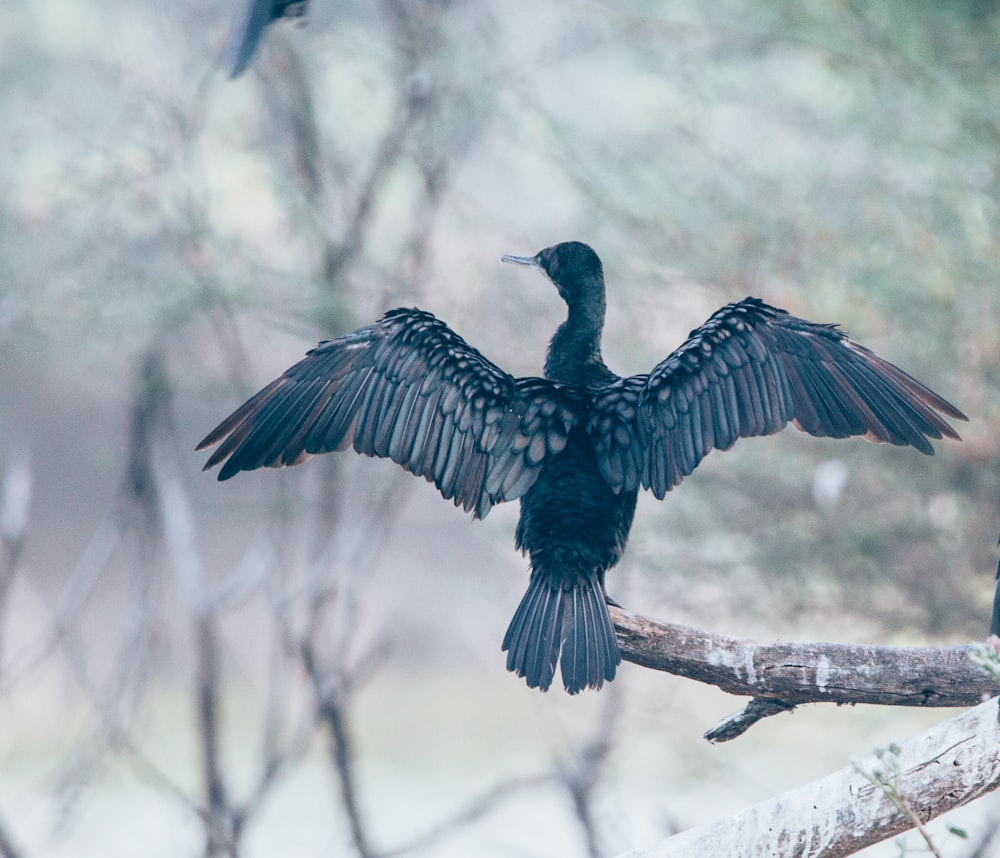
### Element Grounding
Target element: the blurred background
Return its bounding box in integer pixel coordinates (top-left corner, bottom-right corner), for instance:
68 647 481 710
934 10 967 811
0 0 998 855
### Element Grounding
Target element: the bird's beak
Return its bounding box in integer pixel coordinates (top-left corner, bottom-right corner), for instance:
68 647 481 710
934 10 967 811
501 253 539 268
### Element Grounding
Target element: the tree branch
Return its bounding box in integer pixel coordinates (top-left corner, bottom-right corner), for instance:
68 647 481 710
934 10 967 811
615 696 1000 858
610 607 1000 740
0 454 29 858
299 640 374 858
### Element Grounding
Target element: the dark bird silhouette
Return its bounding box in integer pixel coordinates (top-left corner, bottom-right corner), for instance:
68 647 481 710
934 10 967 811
197 241 967 693
223 0 309 79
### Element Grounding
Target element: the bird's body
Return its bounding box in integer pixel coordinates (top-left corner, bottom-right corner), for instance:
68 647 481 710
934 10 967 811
503 246 635 689
509 420 637 690
198 241 966 693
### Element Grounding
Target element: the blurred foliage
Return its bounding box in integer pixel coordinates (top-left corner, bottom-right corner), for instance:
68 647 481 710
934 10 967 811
2 0 1000 645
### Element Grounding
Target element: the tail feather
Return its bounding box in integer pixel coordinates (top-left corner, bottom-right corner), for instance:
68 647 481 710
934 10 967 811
502 575 563 691
503 573 621 693
530 583 563 688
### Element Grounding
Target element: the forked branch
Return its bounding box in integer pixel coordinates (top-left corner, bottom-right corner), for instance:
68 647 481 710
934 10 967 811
610 607 1000 740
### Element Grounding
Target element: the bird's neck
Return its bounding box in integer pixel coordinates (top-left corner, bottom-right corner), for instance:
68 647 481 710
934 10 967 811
544 295 608 385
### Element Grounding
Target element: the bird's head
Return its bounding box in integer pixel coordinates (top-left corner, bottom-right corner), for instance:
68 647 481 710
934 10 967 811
502 241 605 308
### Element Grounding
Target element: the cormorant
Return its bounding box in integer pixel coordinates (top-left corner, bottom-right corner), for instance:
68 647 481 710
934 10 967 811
223 0 309 79
197 241 967 693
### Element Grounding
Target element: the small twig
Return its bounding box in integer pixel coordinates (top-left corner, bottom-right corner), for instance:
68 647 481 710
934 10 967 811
964 812 1000 858
704 697 796 743
0 453 28 858
194 613 237 858
321 79 427 290
300 641 374 858
559 686 622 858
853 745 944 858
378 774 557 858
148 358 244 858
0 818 24 858
0 516 120 693
0 452 30 578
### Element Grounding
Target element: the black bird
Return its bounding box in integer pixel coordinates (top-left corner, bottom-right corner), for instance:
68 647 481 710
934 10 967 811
222 0 309 79
197 241 967 693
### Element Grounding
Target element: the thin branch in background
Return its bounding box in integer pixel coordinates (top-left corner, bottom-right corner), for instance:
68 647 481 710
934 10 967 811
284 468 406 856
0 820 24 858
8 350 166 696
0 451 30 598
277 477 402 858
324 692 372 858
322 81 427 291
378 773 558 858
377 686 621 858
48 352 178 838
0 511 119 693
259 33 324 205
149 361 243 858
0 452 31 858
195 613 237 858
299 641 374 858
964 811 1000 858
150 364 326 855
557 684 623 858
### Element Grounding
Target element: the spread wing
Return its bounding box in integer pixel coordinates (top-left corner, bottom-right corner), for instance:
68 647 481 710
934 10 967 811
589 298 967 498
197 308 581 518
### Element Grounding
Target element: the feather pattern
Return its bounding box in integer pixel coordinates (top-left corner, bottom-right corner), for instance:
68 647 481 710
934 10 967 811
197 309 581 520
588 298 965 497
502 572 619 694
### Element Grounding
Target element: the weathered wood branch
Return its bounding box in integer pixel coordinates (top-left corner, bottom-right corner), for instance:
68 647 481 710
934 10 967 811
615 696 1000 858
609 607 1000 740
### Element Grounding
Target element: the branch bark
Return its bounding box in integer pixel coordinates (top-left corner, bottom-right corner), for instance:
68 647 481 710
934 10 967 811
609 608 1000 740
615 696 1000 858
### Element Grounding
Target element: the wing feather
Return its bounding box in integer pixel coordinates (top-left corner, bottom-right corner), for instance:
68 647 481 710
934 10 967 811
588 298 966 497
198 309 582 518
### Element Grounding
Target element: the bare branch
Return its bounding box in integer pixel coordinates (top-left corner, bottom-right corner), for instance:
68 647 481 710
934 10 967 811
0 452 30 578
611 607 1000 739
322 80 428 288
300 641 374 858
558 687 622 858
965 812 1000 858
704 697 795 742
148 353 245 858
0 513 120 693
616 696 1000 858
0 454 29 858
376 691 621 858
378 773 557 858
0 819 24 858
